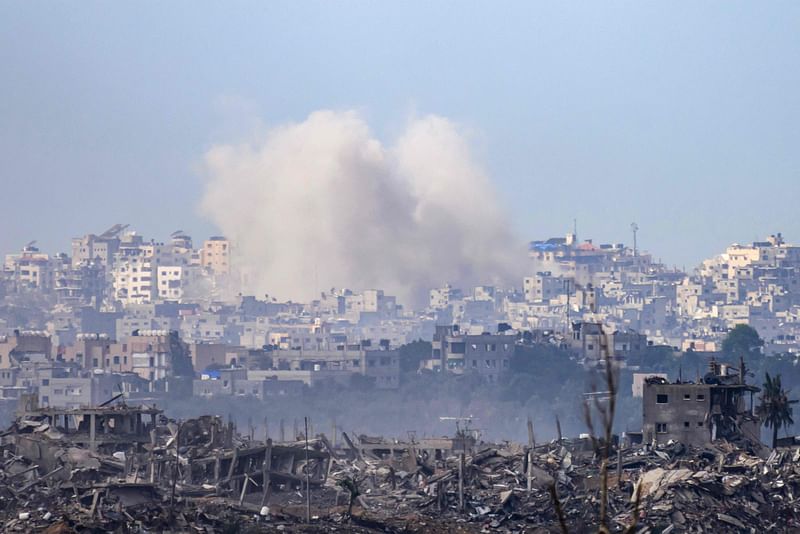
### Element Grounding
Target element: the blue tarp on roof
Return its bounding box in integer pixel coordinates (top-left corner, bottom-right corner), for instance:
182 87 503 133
529 242 558 251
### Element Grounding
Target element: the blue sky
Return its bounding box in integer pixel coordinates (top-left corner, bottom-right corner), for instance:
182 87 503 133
1 1 798 269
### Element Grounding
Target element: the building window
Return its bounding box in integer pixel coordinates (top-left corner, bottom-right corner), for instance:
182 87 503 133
656 394 669 404
697 394 705 401
587 344 594 350
697 422 704 427
683 394 691 401
683 421 690 428
656 423 668 434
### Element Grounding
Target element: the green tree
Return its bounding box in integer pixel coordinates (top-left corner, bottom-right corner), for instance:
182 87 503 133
349 373 376 391
722 324 763 359
398 339 432 374
757 373 795 448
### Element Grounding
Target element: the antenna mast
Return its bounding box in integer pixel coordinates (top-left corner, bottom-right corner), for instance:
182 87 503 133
630 222 639 257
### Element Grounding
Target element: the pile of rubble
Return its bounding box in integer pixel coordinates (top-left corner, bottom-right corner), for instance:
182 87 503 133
324 435 800 532
2 396 800 532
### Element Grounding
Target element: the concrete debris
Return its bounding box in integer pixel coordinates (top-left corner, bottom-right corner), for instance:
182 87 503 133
2 402 800 532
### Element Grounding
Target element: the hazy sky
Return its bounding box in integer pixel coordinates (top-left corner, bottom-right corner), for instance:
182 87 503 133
1 2 798 270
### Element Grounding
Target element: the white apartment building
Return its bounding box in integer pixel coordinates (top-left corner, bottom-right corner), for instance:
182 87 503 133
112 252 155 305
112 234 198 305
156 265 200 301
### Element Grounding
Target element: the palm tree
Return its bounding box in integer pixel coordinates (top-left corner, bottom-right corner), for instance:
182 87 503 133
757 373 796 448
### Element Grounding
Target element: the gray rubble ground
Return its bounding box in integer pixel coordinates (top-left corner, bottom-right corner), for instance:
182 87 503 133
2 412 799 533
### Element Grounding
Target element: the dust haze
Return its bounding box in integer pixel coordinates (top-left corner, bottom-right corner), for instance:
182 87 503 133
200 110 523 305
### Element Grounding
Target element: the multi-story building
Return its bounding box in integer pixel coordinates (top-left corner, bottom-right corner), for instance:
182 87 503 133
125 330 193 383
62 333 117 371
55 261 106 307
523 272 566 303
201 236 231 274
272 345 400 389
111 233 153 305
71 224 126 268
156 265 201 301
642 360 760 447
38 372 148 409
4 243 57 292
570 321 648 361
427 325 515 383
111 231 201 306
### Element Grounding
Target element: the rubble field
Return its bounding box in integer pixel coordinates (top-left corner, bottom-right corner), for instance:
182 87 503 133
2 401 799 533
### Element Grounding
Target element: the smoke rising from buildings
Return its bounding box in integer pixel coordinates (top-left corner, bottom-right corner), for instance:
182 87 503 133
200 110 522 305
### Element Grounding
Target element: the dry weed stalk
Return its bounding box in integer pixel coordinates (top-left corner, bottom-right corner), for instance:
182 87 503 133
547 337 641 533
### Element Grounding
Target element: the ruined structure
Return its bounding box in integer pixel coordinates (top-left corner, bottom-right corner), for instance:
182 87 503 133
2 395 800 532
0 393 330 513
642 358 760 447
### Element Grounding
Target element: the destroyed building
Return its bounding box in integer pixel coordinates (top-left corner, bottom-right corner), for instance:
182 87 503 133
11 394 162 459
3 388 800 532
642 358 760 446
1 394 330 509
0 331 52 370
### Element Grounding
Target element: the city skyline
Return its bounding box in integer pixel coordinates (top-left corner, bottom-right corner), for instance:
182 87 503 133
2 220 794 305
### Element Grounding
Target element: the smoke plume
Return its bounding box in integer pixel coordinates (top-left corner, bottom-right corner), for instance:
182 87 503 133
200 110 522 305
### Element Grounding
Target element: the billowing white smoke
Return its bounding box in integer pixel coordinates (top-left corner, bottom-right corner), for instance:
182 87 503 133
200 110 522 306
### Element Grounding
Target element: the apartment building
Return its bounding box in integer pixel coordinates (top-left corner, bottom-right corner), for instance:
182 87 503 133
4 244 58 292
523 272 567 303
71 225 126 268
125 330 193 382
427 325 515 383
156 265 201 301
201 237 231 274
